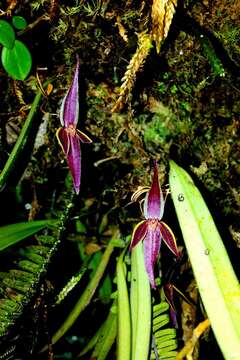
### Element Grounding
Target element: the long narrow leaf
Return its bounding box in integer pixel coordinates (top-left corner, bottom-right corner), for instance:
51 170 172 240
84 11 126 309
40 238 115 351
0 220 54 251
116 248 131 360
130 242 151 360
91 303 117 360
78 300 117 358
169 161 240 360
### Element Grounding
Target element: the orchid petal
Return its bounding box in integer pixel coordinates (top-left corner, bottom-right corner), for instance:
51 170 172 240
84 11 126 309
56 128 70 155
144 160 164 220
67 134 81 194
60 57 80 127
76 129 92 143
143 223 161 288
160 221 179 257
130 220 148 250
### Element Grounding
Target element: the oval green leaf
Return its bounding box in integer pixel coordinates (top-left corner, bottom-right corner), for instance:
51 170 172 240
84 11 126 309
0 20 15 49
0 220 54 251
169 161 240 360
12 16 27 30
1 39 32 80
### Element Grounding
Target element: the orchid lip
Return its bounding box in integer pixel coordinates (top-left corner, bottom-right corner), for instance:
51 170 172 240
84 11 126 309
56 127 92 194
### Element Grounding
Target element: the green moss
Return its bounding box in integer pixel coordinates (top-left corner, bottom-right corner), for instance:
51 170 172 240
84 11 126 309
200 35 225 77
144 115 170 145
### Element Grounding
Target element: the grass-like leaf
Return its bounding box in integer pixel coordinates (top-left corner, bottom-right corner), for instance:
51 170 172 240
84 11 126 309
130 242 151 360
116 248 131 360
77 301 117 359
169 160 240 360
40 238 115 351
90 302 117 360
0 220 54 251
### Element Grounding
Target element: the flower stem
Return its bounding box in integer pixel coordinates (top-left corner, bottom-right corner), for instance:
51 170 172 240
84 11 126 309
0 81 51 191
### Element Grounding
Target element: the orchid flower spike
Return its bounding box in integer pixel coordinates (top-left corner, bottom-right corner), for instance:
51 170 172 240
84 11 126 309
130 161 179 288
56 57 92 194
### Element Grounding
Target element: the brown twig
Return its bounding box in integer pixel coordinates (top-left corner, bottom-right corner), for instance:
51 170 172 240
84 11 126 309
176 319 211 360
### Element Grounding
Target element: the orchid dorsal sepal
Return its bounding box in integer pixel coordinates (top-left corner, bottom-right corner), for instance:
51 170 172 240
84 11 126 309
60 57 80 127
144 160 164 220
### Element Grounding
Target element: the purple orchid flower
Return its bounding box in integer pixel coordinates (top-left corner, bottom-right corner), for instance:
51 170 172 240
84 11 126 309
130 161 179 288
56 58 92 194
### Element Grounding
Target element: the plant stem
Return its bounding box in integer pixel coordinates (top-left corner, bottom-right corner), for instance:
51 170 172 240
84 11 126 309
0 83 49 191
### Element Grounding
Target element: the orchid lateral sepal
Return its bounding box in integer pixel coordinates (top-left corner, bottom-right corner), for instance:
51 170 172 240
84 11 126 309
56 127 92 154
159 221 179 257
129 220 148 250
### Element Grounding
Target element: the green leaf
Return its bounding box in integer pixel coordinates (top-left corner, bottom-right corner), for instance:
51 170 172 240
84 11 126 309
40 239 115 351
12 16 27 30
130 242 151 360
0 20 15 49
1 39 32 80
0 220 53 251
91 303 117 360
99 274 112 304
169 161 240 360
117 249 131 360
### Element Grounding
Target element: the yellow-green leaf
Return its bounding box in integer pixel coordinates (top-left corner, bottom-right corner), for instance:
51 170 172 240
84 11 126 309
169 160 240 360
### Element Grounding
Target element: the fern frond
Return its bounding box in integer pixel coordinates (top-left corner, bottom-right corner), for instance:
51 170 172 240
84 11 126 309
151 300 178 360
111 32 152 112
0 234 58 338
0 192 74 340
